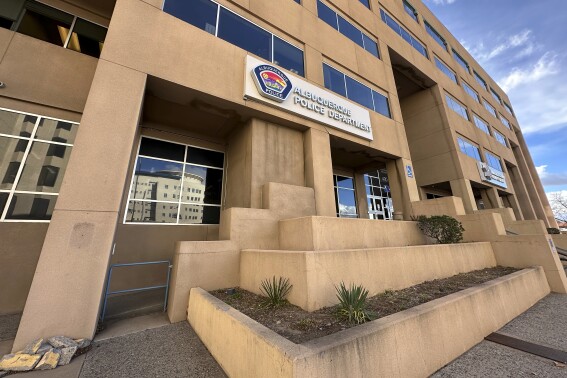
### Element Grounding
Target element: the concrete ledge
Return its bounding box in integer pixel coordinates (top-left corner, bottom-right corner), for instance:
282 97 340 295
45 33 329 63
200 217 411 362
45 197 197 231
167 241 239 323
188 267 550 378
279 216 429 251
241 242 496 311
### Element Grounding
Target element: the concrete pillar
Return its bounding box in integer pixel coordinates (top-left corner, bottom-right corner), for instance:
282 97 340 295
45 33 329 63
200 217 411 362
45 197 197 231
13 61 147 351
506 194 524 222
516 133 558 228
508 165 536 221
386 158 420 220
483 187 502 209
354 172 369 219
450 179 478 213
512 145 548 225
303 128 336 217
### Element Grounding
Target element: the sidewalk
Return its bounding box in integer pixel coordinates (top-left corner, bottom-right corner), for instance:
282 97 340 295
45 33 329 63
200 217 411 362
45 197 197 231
433 293 567 377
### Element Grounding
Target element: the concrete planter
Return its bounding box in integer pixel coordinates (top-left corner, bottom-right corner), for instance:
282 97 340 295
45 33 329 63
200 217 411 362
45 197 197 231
188 267 550 378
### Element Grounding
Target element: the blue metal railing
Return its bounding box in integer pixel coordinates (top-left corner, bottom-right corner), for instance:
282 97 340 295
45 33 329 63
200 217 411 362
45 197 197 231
101 260 173 322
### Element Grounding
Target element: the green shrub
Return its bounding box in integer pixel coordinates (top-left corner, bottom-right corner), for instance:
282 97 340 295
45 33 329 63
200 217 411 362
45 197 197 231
335 282 373 324
260 276 292 308
547 227 561 235
415 215 464 244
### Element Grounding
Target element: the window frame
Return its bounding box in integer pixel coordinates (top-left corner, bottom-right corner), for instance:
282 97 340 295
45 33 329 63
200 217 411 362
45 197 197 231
123 135 226 226
434 55 457 84
164 0 305 76
380 8 428 58
452 49 469 73
462 80 480 103
445 92 469 121
424 20 447 50
333 174 358 218
0 107 78 223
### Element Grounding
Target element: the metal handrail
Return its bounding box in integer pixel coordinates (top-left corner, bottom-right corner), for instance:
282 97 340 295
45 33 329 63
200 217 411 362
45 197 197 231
101 260 173 322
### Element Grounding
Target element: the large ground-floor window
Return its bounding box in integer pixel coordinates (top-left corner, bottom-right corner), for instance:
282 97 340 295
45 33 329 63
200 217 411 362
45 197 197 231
334 174 358 218
125 136 224 225
0 107 78 221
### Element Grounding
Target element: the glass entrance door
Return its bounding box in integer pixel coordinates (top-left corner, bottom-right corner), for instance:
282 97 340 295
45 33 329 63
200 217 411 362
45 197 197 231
364 169 393 220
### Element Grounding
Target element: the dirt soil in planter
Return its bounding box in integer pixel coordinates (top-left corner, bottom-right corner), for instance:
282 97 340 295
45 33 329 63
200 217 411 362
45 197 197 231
211 266 519 344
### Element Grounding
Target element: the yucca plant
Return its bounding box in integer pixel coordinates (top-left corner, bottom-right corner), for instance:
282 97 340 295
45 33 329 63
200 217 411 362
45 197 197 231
335 282 372 324
260 276 292 308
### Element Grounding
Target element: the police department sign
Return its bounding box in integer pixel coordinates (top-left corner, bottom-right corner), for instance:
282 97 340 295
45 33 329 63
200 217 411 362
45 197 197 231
244 56 373 141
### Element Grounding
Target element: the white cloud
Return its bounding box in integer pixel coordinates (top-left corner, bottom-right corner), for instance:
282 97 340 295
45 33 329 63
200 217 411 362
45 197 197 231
464 30 535 64
498 52 559 92
536 165 548 176
536 165 567 186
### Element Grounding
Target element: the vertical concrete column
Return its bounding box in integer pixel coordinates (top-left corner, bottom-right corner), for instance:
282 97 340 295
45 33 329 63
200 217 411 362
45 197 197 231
516 133 558 228
484 187 502 209
506 194 524 221
13 61 147 351
508 165 536 220
512 145 548 225
354 172 369 219
386 158 420 220
303 128 335 217
450 179 478 213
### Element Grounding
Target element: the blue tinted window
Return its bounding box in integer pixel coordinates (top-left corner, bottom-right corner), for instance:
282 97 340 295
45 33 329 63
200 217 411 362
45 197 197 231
483 99 497 117
473 114 490 135
274 37 304 76
403 1 418 22
493 130 508 147
485 151 503 171
359 0 370 8
362 33 379 58
317 1 337 29
453 50 469 72
380 9 427 58
372 91 391 118
435 57 457 83
462 81 480 103
218 8 271 61
425 21 446 49
164 0 218 35
294 0 301 3
474 71 487 90
346 76 373 109
504 102 514 116
338 16 363 47
323 64 346 97
445 94 468 120
490 88 502 104
458 137 481 161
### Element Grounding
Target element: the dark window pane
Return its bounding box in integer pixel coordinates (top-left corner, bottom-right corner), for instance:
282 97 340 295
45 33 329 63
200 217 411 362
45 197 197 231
0 0 26 22
67 18 107 58
139 138 185 161
337 16 363 47
35 118 78 143
372 91 391 118
17 142 71 193
273 37 304 76
0 16 12 29
0 192 7 214
185 165 223 205
335 176 354 189
186 147 224 168
359 0 370 8
218 8 271 61
6 193 56 220
323 64 346 97
46 143 66 158
0 138 24 189
37 165 59 187
346 76 373 109
17 3 73 47
163 0 218 35
179 204 220 224
400 28 412 44
126 200 178 223
425 22 445 49
15 139 28 152
403 1 418 22
317 1 337 29
0 109 37 136
130 157 183 201
362 33 379 58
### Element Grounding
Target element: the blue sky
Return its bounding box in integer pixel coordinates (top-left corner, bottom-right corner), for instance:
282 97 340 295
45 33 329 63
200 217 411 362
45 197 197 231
423 0 567 196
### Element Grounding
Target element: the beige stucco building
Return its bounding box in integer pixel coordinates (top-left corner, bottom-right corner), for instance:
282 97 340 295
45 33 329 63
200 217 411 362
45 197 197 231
0 0 559 352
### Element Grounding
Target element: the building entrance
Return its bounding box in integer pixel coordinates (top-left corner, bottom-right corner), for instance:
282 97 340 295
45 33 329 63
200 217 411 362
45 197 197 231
364 169 393 220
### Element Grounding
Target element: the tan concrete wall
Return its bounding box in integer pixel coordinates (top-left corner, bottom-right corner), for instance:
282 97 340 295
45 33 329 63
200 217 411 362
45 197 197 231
552 234 567 250
261 182 316 219
240 242 496 311
505 220 547 235
474 208 516 226
168 241 239 323
0 223 48 315
456 213 507 243
0 29 97 113
411 196 466 217
188 267 549 378
279 216 428 251
492 234 567 293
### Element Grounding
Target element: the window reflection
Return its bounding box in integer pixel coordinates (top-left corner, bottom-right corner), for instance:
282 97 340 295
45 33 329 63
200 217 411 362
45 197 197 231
6 193 57 220
334 174 357 218
16 142 71 193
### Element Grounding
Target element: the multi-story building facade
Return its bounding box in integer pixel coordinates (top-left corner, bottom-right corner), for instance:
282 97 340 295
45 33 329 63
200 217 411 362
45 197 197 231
0 0 557 350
